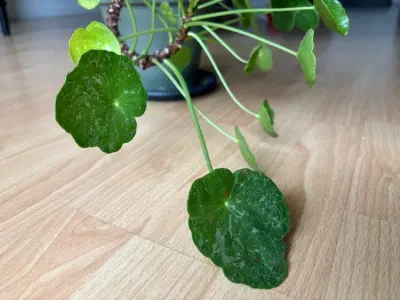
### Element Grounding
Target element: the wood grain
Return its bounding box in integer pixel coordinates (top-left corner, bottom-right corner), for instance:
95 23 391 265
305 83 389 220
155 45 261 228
1 7 400 300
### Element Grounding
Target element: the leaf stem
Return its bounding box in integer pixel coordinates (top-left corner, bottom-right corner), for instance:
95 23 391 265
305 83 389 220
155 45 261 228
202 25 247 63
188 31 258 118
178 0 185 16
186 21 297 57
194 106 237 142
198 0 224 9
119 28 178 42
125 0 139 54
153 59 214 172
191 7 315 22
142 0 157 55
141 0 174 42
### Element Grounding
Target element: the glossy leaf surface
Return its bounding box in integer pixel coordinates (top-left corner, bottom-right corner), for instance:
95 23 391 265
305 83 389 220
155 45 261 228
56 50 147 153
258 99 278 138
188 168 290 289
235 126 261 172
69 21 121 64
314 0 349 36
297 29 316 87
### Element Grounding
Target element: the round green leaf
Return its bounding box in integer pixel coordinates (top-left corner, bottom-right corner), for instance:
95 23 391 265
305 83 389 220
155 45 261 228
244 45 262 75
77 0 100 10
169 47 192 72
56 50 148 154
297 29 316 88
258 99 278 138
188 168 290 289
295 0 320 31
160 2 178 24
69 21 121 65
314 0 349 36
235 126 261 172
256 46 273 73
272 11 295 32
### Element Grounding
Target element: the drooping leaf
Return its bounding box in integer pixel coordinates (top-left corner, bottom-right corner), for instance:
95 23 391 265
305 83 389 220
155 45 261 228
258 99 278 138
256 46 273 72
314 0 349 36
235 126 261 172
295 0 320 31
160 2 178 24
244 45 262 75
297 29 316 87
270 0 295 32
188 168 290 289
245 45 273 75
169 47 192 72
77 0 100 10
69 21 121 65
56 50 147 153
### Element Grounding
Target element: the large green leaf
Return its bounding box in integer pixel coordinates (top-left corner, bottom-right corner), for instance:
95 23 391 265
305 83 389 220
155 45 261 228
295 0 320 31
258 99 278 138
256 46 273 72
77 0 100 10
56 50 147 153
235 126 261 172
297 29 316 87
160 2 178 24
169 47 192 72
314 0 349 36
245 45 273 75
69 21 121 65
270 0 295 32
188 168 290 289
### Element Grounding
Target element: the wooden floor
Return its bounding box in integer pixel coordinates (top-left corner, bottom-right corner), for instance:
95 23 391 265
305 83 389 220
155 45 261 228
1 7 400 300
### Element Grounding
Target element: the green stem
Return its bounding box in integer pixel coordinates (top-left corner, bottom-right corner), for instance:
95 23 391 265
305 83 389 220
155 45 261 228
188 31 258 118
202 25 247 63
153 59 214 172
185 17 240 41
191 6 315 22
119 28 178 42
194 106 237 142
198 0 223 9
186 21 297 57
142 0 157 55
125 0 139 54
141 0 174 42
178 0 185 16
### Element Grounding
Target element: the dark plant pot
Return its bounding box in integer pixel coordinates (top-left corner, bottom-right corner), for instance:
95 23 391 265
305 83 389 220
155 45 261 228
99 0 218 100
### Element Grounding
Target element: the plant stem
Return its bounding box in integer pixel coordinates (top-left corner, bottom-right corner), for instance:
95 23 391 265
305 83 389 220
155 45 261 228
186 21 297 57
202 25 247 63
186 17 240 41
188 31 258 118
119 28 178 42
142 0 157 55
141 0 174 42
191 7 315 22
194 106 237 142
178 0 185 16
198 0 223 9
153 59 214 172
125 0 139 54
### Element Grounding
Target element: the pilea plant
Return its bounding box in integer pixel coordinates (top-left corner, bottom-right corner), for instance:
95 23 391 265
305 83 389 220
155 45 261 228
56 0 349 289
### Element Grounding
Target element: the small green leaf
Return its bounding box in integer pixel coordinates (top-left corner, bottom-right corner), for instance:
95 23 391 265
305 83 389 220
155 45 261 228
56 50 148 153
297 29 316 87
69 21 121 65
295 0 320 31
314 0 349 36
188 168 290 289
235 126 261 172
258 99 278 138
160 2 178 24
77 0 100 10
256 46 273 72
244 45 262 75
169 47 192 72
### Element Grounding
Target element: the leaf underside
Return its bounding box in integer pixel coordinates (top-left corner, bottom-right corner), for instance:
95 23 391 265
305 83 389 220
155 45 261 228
297 29 316 87
77 0 100 10
188 168 290 289
235 126 261 172
258 99 278 138
56 50 148 153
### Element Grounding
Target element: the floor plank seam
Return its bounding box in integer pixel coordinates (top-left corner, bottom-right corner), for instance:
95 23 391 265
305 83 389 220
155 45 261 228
343 208 399 225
